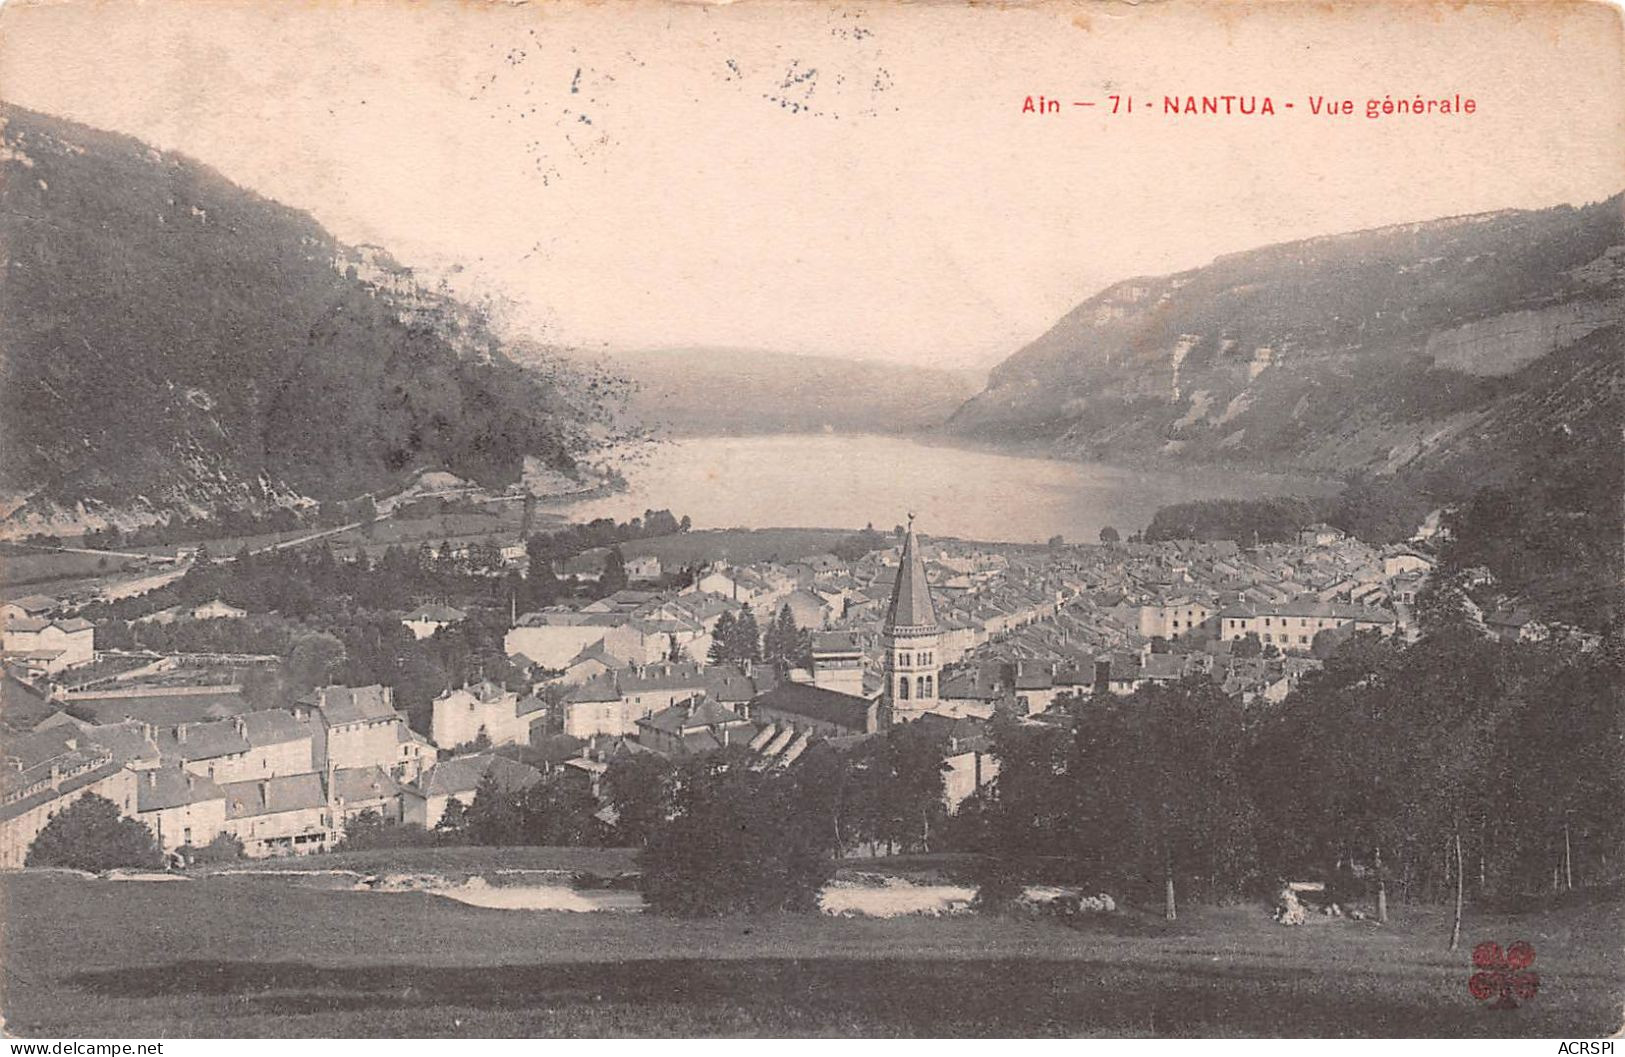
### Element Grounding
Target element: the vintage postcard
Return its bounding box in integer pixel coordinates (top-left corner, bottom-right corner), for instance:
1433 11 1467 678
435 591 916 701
0 0 1620 1041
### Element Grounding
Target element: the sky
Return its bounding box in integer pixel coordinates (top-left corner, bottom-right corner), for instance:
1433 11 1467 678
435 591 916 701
2 0 1622 370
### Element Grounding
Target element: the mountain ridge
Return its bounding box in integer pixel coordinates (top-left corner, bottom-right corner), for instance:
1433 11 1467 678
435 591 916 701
0 104 627 536
948 194 1624 494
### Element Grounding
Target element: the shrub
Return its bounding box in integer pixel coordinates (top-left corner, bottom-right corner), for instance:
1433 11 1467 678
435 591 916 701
183 832 244 864
26 794 163 872
335 810 439 851
969 856 1028 914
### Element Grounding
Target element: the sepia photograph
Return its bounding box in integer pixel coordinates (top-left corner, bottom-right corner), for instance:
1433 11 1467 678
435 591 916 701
0 0 1621 1041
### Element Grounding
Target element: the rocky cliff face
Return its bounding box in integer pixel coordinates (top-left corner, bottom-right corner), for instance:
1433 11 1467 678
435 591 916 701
0 105 626 535
946 197 1623 487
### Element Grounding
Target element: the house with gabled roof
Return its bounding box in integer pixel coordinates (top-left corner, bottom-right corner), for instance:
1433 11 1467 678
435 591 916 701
505 608 627 669
135 765 227 853
0 595 60 624
1 616 94 673
559 660 770 739
156 709 316 786
333 764 425 827
635 698 753 756
915 713 999 813
1485 607 1548 644
301 685 412 774
780 588 835 631
552 638 630 687
416 753 543 829
221 773 333 858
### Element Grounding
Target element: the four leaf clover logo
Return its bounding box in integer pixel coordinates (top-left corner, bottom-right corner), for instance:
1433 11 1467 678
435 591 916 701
1469 940 1539 1009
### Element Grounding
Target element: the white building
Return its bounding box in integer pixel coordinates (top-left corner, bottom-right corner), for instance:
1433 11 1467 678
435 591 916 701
1137 598 1215 640
1 617 94 673
402 603 468 641
809 632 866 698
431 681 542 750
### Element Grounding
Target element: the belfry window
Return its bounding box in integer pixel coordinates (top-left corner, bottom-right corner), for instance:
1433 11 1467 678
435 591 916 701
897 677 911 700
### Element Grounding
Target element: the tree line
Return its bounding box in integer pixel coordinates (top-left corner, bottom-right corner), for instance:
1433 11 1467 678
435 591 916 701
957 625 1621 918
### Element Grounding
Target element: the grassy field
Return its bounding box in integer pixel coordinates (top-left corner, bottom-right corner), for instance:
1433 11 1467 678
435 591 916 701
0 544 142 589
1 869 1618 1038
208 845 640 878
619 528 858 568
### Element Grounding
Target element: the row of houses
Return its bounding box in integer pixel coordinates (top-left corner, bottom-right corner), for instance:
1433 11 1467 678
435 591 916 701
0 677 485 867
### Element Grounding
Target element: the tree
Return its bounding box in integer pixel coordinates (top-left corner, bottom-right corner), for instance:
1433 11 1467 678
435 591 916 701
763 605 810 673
603 754 677 846
515 773 605 846
880 721 951 852
466 772 522 846
601 546 629 594
284 632 344 693
733 605 763 663
1047 534 1065 548
1099 525 1120 544
708 611 737 665
641 749 837 916
435 797 470 843
709 607 763 664
1076 682 1258 912
27 794 163 871
357 495 379 539
831 525 887 562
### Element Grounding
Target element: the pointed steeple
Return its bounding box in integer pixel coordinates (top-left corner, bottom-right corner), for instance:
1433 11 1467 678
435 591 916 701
885 514 938 631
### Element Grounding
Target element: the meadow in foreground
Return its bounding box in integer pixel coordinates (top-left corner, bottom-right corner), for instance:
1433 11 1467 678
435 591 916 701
1 870 1619 1037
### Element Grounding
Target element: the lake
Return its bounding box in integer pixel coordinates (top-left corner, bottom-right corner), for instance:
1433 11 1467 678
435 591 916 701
538 434 1336 544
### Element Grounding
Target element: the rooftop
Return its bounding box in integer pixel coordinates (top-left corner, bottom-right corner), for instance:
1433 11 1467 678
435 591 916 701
750 681 874 734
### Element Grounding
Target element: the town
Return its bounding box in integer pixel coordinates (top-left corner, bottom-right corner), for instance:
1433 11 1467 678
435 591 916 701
0 495 1566 867
2 6 1620 1034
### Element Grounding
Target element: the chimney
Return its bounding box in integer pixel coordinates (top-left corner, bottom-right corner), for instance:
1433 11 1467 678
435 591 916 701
259 780 270 808
176 723 187 744
146 770 158 788
186 774 195 792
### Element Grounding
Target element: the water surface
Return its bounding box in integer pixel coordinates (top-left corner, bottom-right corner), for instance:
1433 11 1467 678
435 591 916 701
542 434 1333 543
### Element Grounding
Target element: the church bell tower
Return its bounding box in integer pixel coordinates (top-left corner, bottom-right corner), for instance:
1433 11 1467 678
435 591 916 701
882 514 941 725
